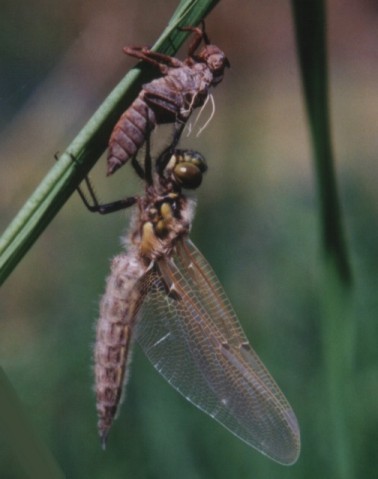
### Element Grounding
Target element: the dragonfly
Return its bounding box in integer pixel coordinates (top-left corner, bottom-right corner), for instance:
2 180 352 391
78 142 301 465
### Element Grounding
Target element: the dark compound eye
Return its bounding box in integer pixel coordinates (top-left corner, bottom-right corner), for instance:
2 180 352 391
181 150 207 173
172 162 203 189
168 150 207 189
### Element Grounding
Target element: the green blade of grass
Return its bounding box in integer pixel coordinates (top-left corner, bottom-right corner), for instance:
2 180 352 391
291 3 355 479
0 0 220 285
291 1 352 285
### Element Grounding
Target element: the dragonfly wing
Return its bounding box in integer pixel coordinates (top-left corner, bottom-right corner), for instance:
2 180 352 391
136 239 300 465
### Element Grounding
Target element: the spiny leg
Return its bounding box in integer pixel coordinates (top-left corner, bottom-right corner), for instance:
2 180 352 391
131 155 145 180
123 47 184 73
59 153 138 214
156 120 186 175
180 21 210 56
77 176 137 214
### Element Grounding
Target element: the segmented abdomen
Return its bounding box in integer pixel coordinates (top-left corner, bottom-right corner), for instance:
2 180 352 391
94 253 146 445
107 70 203 176
107 96 157 176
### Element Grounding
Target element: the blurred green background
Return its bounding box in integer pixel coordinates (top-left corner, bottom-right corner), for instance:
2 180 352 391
1 1 378 478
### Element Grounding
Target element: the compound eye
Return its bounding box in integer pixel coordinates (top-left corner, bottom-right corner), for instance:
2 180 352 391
172 162 203 189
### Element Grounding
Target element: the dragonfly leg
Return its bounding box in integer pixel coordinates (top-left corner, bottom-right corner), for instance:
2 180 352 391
62 151 138 214
179 21 209 56
77 176 137 214
155 120 186 175
123 47 184 73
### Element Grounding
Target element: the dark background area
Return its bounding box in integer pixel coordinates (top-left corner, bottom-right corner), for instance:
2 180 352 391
1 1 378 477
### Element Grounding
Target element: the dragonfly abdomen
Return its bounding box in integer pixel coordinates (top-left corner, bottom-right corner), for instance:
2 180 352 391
94 253 146 446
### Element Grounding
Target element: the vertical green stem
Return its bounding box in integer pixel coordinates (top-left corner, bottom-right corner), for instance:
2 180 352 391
319 263 355 479
291 2 354 478
291 1 351 284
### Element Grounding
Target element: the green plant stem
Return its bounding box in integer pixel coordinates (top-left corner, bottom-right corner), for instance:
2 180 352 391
0 0 220 285
319 262 355 479
291 2 354 478
291 1 351 285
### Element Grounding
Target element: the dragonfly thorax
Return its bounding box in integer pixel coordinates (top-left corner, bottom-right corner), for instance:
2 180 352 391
138 195 195 261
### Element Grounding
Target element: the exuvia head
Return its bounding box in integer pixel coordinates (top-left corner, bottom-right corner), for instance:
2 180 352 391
198 44 230 85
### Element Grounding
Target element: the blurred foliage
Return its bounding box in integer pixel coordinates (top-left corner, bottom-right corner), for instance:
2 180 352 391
1 1 378 478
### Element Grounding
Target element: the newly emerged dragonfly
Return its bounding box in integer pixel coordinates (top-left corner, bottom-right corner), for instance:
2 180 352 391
79 145 300 465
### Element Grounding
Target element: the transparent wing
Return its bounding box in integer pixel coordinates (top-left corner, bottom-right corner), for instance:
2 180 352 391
136 238 300 465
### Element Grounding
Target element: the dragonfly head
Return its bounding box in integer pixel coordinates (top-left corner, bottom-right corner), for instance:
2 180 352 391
167 149 207 190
